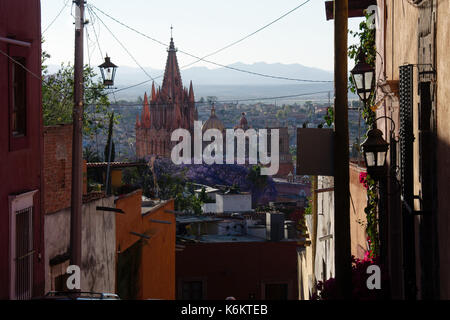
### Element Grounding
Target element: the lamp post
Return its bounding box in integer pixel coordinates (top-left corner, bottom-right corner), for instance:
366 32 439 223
350 50 375 107
351 50 391 274
361 126 389 178
98 54 118 88
361 124 390 272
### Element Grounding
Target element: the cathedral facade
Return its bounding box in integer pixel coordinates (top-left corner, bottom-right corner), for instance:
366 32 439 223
135 37 197 159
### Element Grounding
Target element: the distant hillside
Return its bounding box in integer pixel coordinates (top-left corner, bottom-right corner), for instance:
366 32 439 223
47 61 337 102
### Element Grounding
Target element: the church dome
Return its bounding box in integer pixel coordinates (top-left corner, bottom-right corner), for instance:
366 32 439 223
202 105 225 132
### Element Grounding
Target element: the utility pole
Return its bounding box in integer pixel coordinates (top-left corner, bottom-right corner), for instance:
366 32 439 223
334 0 352 299
70 0 85 278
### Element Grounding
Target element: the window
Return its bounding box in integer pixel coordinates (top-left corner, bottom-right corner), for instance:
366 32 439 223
8 45 29 151
11 56 27 137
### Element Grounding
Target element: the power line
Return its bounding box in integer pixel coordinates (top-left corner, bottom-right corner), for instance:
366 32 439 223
42 0 70 34
87 6 104 61
92 2 332 82
86 27 92 67
109 79 156 94
88 6 159 86
99 90 332 107
0 48 45 83
198 90 332 104
179 0 312 70
88 3 333 96
0 47 72 102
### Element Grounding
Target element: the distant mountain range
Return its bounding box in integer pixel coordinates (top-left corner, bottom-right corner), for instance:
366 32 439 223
48 61 342 102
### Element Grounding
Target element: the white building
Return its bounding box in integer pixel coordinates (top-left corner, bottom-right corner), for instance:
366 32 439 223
201 191 252 214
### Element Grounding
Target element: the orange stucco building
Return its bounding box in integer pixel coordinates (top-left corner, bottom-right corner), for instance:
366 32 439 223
115 190 175 300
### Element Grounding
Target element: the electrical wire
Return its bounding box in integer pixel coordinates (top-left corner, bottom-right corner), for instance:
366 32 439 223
0 48 45 83
179 0 312 70
88 6 159 86
87 6 104 61
208 90 332 104
88 3 333 97
42 0 70 34
86 26 92 67
0 47 75 101
94 89 333 107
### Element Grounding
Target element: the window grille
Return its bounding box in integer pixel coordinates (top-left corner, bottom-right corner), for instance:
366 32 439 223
399 64 417 299
399 65 414 207
14 206 33 300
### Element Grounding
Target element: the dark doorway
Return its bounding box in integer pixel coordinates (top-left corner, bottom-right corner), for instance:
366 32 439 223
117 240 142 300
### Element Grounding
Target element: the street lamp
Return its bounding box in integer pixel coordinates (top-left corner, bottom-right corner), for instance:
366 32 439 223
361 125 389 179
350 50 375 105
98 54 118 87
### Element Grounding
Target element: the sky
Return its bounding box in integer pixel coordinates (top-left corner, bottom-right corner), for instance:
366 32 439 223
41 0 364 73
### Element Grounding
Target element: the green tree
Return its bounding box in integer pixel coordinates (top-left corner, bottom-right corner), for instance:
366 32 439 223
276 109 285 119
198 187 207 201
42 48 113 137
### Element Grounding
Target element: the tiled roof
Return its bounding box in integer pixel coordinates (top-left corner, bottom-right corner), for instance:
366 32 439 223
86 162 146 168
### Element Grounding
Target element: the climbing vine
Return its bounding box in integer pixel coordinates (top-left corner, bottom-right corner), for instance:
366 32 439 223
349 12 379 257
349 11 377 126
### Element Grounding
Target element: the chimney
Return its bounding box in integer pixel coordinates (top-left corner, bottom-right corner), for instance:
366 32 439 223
266 212 285 241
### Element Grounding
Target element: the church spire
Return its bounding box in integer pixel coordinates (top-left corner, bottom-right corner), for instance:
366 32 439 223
151 82 156 102
142 92 151 127
162 32 182 100
189 80 195 103
144 91 149 106
135 114 140 128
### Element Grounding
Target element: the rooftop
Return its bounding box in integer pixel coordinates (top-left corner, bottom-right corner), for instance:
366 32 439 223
176 215 225 224
141 196 171 216
87 162 146 169
178 234 303 243
194 186 220 194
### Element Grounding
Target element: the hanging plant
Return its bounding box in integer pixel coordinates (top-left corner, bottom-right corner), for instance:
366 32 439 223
349 11 377 127
349 12 379 257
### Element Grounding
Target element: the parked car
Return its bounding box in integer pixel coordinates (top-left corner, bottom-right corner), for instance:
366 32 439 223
38 292 120 300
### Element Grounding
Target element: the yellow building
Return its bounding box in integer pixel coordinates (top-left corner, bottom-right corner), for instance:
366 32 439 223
374 0 450 299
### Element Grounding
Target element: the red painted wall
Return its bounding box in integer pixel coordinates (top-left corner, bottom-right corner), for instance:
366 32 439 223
0 0 44 299
176 241 299 300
